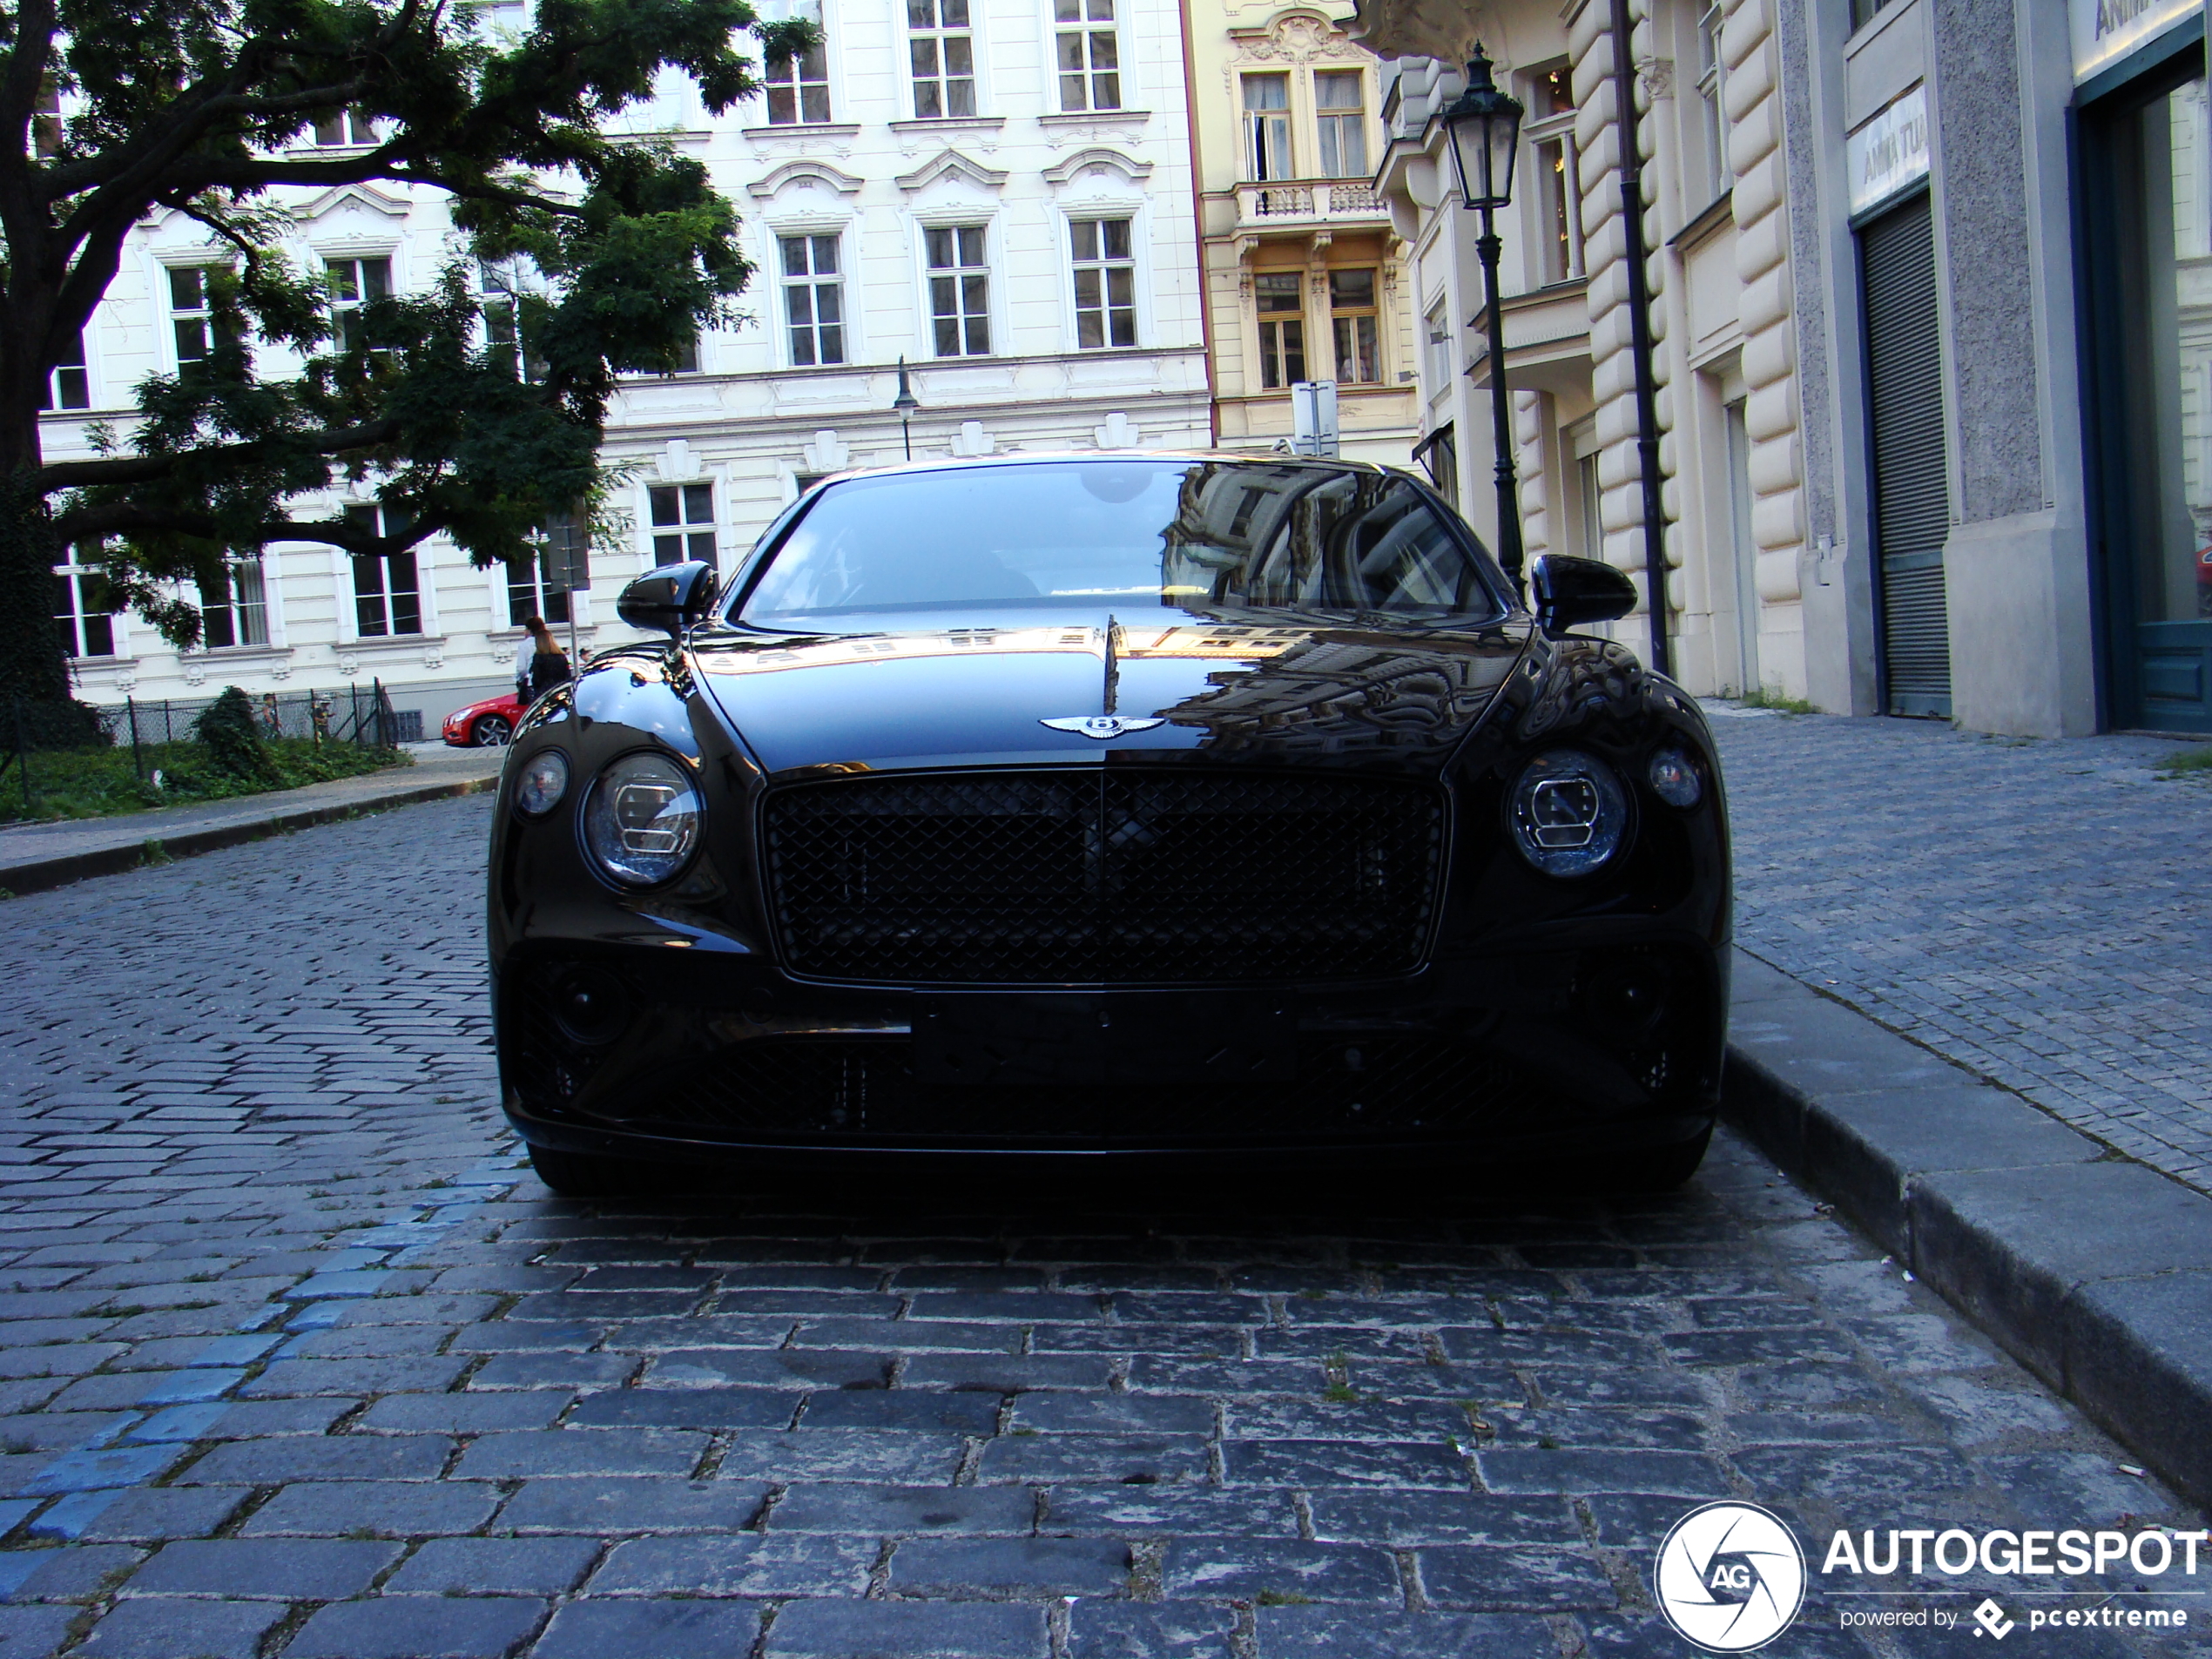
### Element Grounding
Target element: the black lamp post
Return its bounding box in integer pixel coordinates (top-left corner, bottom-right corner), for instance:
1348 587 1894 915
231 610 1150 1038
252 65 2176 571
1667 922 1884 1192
1440 44 1527 593
892 356 921 460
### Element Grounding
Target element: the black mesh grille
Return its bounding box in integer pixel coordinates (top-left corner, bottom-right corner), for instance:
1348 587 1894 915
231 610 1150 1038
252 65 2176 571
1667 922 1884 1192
594 1035 1542 1144
761 771 1444 984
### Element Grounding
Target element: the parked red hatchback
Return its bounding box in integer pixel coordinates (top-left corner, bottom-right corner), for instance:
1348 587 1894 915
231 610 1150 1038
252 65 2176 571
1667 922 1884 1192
442 691 523 747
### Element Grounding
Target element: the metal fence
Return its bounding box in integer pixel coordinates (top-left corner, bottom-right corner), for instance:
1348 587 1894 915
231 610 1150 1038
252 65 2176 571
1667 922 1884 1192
3 681 412 813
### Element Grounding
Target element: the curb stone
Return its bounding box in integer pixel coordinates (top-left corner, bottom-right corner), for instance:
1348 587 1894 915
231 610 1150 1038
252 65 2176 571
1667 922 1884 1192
0 772 501 897
1723 947 2212 1508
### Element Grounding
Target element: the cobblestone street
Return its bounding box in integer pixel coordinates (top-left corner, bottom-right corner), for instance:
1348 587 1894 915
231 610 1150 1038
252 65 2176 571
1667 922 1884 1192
0 795 2204 1657
1715 711 2212 1193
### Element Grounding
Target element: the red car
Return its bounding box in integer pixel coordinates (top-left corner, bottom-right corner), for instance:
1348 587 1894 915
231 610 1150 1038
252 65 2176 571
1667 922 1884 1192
442 690 524 747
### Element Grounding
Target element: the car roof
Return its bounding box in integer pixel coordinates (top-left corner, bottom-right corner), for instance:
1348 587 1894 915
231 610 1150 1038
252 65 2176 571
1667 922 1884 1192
805 450 1400 489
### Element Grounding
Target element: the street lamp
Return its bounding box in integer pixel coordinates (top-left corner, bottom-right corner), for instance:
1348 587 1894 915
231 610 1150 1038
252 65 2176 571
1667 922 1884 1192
892 356 921 461
1440 44 1527 592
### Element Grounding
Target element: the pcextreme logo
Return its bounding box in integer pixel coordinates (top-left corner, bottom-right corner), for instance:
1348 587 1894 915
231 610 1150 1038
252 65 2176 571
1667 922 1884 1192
1654 1501 1808 1652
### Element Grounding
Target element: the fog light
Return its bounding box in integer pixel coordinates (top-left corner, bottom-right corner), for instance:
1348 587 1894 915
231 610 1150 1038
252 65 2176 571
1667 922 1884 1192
1648 747 1703 809
514 749 570 816
554 968 630 1046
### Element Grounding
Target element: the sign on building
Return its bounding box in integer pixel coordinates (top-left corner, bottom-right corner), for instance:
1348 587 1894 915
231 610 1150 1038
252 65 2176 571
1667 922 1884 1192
1846 84 1930 219
2070 0 2201 84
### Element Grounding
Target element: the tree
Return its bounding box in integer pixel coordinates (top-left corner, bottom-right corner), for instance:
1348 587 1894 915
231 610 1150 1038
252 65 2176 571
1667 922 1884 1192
0 0 808 706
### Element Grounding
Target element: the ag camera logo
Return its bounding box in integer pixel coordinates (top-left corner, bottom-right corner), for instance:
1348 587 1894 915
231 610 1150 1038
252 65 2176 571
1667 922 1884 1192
1656 1501 1808 1651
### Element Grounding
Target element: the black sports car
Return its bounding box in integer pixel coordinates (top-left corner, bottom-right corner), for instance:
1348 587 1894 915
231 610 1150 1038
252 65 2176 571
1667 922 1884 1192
489 454 1730 1195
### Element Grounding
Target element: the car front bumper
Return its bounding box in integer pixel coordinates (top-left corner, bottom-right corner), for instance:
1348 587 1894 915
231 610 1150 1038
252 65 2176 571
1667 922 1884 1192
493 934 1726 1170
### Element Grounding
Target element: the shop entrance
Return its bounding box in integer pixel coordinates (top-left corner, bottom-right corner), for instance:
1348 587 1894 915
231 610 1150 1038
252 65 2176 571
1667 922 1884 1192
2080 43 2212 733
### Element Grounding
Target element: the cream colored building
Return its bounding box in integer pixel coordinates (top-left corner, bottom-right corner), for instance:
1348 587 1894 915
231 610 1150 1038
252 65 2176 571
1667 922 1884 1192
1186 3 1420 463
44 0 1210 733
1360 0 1811 703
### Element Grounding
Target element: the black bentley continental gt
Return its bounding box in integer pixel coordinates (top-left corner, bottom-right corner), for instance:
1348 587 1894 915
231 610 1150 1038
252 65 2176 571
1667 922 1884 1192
489 454 1730 1196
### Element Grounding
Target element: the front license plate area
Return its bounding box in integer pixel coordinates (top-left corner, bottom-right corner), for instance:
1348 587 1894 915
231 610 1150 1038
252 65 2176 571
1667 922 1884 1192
913 994 1296 1087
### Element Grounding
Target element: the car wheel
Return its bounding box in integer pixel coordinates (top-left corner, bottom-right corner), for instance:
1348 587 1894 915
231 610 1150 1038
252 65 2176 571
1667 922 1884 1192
471 715 514 747
527 1144 654 1198
1600 1126 1713 1194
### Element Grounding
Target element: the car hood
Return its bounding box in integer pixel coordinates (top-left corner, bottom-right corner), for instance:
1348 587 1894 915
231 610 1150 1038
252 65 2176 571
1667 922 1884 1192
688 606 1534 777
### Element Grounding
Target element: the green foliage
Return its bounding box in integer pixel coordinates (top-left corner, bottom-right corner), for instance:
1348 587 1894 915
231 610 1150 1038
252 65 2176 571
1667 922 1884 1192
2157 746 2212 780
0 737 408 825
191 686 277 781
6 0 804 674
1738 685 1818 716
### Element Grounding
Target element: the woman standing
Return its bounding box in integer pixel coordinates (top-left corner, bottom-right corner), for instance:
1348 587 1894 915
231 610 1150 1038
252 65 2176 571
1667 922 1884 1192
523 617 572 702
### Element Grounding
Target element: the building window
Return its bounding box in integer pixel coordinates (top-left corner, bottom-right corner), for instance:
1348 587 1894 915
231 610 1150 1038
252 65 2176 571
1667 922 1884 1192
1055 0 1120 112
1315 71 1367 179
481 260 549 382
1413 423 1458 508
1256 272 1305 389
907 0 975 118
32 78 61 158
1696 3 1731 203
39 330 90 411
1425 297 1452 393
199 558 270 650
1527 64 1584 283
314 109 379 146
328 257 392 353
927 226 991 356
649 482 718 568
781 235 846 366
1329 268 1379 384
1070 218 1136 349
54 558 114 659
1243 75 1292 181
347 504 421 637
168 266 235 367
507 552 573 627
765 41 832 124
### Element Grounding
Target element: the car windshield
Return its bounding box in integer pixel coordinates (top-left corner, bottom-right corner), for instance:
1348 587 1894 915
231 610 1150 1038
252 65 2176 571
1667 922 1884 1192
736 460 1507 623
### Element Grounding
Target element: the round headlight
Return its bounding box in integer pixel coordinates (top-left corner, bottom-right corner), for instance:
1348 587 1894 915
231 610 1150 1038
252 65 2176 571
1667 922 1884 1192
1508 749 1631 878
583 752 702 887
1648 747 1703 809
513 749 570 817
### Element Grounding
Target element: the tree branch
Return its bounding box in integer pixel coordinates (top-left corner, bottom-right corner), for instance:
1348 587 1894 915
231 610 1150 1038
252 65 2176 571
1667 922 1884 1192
41 418 405 491
54 500 448 558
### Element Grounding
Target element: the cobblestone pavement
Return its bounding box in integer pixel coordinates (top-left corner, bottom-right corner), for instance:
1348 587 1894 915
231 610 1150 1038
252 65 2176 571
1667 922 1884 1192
0 797 2205 1657
1712 709 2212 1194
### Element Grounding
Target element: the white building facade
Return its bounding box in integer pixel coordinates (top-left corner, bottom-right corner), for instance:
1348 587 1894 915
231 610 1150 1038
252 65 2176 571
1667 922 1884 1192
44 0 1210 733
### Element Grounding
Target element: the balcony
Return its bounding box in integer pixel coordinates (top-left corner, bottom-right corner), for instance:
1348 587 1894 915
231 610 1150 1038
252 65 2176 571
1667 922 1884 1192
1234 179 1388 232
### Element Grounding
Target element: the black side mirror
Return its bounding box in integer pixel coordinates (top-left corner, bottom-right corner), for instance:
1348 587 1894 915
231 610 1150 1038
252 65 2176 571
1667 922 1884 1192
617 562 718 641
1531 554 1638 638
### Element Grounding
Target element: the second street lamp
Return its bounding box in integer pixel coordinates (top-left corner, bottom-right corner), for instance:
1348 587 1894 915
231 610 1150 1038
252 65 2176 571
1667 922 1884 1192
892 356 921 460
1440 44 1527 594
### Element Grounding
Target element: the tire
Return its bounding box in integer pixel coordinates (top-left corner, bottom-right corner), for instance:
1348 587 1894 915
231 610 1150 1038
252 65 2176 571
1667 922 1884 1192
1601 1126 1713 1195
527 1143 654 1198
471 714 514 747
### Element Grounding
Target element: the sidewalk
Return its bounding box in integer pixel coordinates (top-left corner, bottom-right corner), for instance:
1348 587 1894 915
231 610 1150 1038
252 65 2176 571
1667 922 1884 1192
0 740 506 896
1710 705 2212 1507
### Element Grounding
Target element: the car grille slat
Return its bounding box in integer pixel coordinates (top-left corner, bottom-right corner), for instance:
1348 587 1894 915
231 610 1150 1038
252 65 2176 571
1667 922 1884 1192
762 770 1444 984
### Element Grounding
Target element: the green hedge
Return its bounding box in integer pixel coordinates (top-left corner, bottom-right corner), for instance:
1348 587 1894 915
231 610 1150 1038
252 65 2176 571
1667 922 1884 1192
0 737 410 825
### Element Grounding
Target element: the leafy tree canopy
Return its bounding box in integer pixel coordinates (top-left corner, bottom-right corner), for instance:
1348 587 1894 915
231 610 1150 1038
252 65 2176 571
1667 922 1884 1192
0 0 808 699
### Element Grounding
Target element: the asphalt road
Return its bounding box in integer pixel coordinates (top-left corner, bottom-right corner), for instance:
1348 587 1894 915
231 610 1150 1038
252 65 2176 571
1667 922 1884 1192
0 795 2202 1658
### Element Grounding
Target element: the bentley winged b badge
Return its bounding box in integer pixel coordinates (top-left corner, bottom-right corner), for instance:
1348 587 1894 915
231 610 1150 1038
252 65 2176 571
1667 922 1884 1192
1040 716 1164 739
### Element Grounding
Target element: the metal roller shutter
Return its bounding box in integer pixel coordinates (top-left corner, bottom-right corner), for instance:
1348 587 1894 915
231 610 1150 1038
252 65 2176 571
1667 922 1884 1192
1858 194 1952 717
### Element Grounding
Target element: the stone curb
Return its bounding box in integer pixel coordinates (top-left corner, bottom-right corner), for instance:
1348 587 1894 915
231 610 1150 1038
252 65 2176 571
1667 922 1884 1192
1723 948 2212 1509
0 772 501 897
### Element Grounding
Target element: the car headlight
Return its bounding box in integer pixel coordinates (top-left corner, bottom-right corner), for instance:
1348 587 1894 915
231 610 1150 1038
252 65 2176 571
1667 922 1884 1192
513 750 570 817
583 752 702 887
1508 749 1631 878
1648 746 1703 809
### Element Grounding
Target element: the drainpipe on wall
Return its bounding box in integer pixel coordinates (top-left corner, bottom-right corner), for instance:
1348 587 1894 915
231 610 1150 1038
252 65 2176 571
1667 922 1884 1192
1608 0 1673 678
1179 0 1221 446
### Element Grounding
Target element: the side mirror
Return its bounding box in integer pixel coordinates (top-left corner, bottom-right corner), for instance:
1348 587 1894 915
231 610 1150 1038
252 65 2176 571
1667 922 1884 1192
1531 554 1637 638
617 561 718 641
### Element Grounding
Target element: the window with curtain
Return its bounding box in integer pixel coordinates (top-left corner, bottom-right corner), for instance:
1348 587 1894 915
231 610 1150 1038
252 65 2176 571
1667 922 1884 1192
1329 268 1379 384
199 558 271 650
1242 75 1291 181
1256 272 1305 389
1315 71 1366 179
